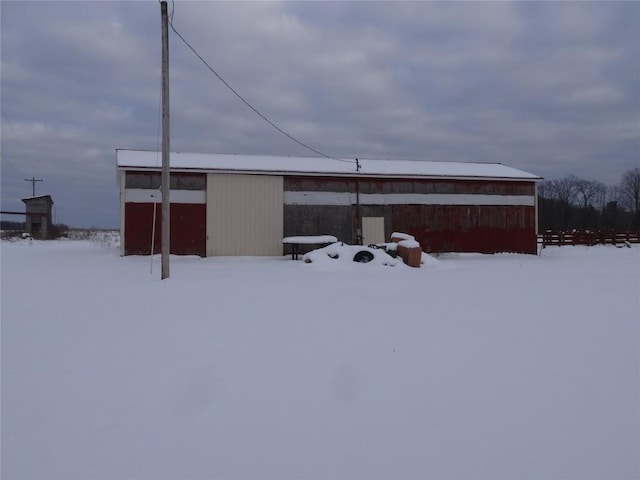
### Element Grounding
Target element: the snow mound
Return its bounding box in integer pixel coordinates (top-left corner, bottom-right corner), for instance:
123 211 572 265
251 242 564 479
303 242 400 267
421 251 439 266
391 232 415 241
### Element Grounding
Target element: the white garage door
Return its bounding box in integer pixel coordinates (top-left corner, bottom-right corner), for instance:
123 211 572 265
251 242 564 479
206 174 283 256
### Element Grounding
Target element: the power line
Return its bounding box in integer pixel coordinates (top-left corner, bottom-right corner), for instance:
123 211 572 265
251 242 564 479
167 2 356 165
0 152 25 176
2 111 46 198
1 109 30 177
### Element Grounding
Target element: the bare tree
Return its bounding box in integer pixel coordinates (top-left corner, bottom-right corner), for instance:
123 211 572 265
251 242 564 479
572 178 606 229
601 186 626 230
607 185 620 205
619 168 640 219
548 175 580 229
575 178 606 210
619 168 640 229
548 175 580 205
537 181 552 199
539 173 640 231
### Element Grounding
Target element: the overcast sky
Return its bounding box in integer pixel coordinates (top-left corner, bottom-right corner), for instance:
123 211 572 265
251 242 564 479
1 1 638 228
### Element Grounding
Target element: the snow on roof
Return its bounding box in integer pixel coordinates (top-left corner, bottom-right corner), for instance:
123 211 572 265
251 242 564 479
116 149 541 180
21 195 53 203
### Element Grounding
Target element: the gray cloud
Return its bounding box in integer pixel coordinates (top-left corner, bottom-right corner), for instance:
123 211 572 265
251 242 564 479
1 1 638 227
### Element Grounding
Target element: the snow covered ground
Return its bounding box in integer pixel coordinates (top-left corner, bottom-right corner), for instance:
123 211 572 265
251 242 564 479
1 238 638 479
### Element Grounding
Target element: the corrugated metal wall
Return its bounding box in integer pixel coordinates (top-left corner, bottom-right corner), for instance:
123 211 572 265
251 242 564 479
283 176 538 254
207 174 283 256
283 205 355 243
391 204 537 254
121 171 207 256
120 169 537 256
123 203 206 256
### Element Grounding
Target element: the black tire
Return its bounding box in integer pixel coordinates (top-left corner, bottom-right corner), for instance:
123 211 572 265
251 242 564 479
353 250 374 263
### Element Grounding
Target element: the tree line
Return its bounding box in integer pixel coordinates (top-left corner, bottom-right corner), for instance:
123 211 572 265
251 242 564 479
538 168 640 232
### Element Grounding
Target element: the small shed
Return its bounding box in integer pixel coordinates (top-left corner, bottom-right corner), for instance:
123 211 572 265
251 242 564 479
22 195 54 239
116 150 542 257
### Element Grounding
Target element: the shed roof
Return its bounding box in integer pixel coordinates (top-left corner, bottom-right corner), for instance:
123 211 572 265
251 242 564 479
22 195 54 204
116 149 541 181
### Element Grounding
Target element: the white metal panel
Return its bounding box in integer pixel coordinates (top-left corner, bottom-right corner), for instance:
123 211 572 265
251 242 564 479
284 191 535 207
207 174 283 256
125 189 205 204
362 217 385 245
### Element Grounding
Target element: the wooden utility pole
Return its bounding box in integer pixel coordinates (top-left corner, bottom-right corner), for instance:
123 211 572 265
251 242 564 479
24 177 43 197
160 0 170 279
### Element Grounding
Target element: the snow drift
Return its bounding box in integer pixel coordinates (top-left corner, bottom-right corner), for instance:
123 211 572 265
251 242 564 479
1 239 638 479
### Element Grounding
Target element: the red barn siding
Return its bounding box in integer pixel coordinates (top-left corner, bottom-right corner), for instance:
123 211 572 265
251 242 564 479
391 205 537 254
124 203 206 256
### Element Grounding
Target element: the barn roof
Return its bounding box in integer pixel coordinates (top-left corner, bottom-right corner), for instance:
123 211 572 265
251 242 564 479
116 149 541 180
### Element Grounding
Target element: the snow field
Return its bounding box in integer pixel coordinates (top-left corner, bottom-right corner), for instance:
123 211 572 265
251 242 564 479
1 239 638 479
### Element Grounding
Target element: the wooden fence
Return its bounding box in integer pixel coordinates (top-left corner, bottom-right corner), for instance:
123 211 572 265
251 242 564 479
539 231 640 247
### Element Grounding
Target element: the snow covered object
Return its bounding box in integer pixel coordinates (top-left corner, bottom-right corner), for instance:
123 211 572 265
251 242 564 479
302 242 399 266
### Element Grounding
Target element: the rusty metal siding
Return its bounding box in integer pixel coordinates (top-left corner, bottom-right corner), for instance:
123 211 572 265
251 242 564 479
125 171 206 190
284 177 353 193
282 175 537 253
124 203 206 256
283 205 354 244
207 174 283 256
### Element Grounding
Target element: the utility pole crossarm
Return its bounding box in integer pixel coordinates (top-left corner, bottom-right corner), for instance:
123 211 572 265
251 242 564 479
24 177 43 197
